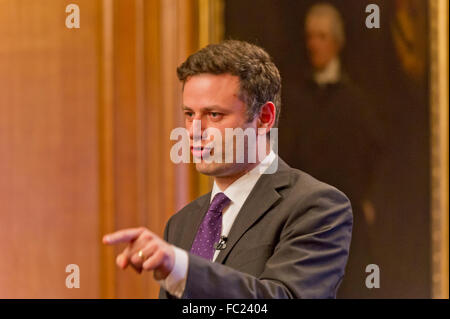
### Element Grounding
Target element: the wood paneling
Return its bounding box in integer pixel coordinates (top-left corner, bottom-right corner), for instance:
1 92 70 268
143 0 198 298
0 0 200 298
98 0 116 299
111 0 148 299
429 0 449 299
0 0 101 298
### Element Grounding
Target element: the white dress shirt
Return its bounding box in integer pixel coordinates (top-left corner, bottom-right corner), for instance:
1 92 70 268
158 150 277 298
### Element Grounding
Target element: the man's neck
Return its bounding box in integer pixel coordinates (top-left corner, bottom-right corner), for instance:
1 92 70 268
214 147 272 191
214 162 260 191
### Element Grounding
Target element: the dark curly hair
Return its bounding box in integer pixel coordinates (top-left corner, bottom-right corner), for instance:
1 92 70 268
177 40 281 127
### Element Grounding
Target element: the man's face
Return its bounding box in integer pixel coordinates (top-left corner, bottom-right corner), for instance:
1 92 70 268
305 15 340 70
182 73 258 177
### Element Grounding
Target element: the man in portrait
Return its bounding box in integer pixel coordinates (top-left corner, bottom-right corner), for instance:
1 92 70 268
279 3 381 298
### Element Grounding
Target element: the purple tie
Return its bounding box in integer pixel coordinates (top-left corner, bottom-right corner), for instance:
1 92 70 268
190 192 231 260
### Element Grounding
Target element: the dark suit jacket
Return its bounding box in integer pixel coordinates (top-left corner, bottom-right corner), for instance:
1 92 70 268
159 157 352 299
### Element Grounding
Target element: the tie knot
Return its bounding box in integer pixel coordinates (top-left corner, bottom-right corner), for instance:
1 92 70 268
209 192 231 214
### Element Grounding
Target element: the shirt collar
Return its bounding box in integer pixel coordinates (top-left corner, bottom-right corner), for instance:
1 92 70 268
210 150 277 207
314 57 341 86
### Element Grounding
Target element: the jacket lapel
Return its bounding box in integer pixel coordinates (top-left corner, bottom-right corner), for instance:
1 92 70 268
176 193 211 251
214 158 291 264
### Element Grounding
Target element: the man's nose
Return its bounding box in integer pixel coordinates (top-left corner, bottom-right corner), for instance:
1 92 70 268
188 119 205 141
307 39 318 51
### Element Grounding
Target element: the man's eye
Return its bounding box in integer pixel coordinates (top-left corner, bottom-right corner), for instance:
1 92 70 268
184 112 193 117
210 112 220 118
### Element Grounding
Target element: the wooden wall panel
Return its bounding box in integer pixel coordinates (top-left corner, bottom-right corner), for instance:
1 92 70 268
0 0 200 298
143 0 166 298
98 0 116 299
0 0 101 298
98 0 199 298
97 0 199 299
111 0 147 299
143 0 198 298
429 0 449 299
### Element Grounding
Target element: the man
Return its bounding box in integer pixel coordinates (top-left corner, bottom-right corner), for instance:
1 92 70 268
304 3 345 87
279 3 380 298
103 40 352 299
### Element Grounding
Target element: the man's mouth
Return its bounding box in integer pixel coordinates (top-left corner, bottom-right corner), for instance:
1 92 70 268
190 146 213 159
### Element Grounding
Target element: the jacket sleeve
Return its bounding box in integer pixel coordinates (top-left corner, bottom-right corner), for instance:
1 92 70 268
158 216 175 299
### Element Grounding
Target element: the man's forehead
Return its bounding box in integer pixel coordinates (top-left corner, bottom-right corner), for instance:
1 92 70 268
305 15 333 32
183 74 241 101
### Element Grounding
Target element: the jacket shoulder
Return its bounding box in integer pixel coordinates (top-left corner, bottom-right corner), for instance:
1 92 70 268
167 191 210 225
279 159 350 204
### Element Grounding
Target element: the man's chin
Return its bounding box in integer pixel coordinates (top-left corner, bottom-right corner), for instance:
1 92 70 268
194 161 233 177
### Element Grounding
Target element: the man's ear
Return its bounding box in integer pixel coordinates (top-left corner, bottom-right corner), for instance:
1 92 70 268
257 102 276 136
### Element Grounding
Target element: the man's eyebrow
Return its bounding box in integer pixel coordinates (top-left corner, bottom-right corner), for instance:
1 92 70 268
182 105 229 112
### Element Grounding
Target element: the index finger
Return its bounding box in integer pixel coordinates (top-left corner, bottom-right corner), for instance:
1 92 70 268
103 228 146 245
